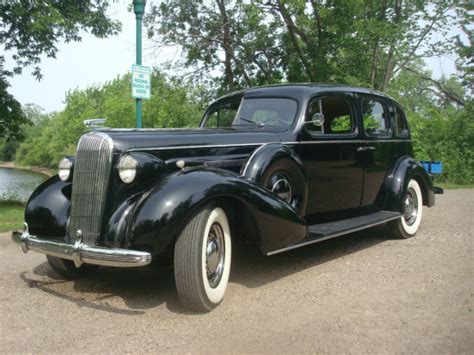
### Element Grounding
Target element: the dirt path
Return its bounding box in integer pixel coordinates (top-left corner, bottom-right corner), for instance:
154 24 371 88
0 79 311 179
0 190 472 353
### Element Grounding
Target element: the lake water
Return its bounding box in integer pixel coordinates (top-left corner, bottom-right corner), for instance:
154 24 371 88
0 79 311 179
0 167 48 203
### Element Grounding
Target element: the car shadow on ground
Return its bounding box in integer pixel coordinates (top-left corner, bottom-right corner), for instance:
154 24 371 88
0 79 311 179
20 225 388 315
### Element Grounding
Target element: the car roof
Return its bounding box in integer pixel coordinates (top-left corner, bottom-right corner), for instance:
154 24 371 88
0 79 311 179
212 83 399 106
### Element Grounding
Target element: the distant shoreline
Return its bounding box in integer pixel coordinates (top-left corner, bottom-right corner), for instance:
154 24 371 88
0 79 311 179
0 162 53 177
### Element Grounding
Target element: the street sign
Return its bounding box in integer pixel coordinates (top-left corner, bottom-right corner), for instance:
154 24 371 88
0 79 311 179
131 64 151 100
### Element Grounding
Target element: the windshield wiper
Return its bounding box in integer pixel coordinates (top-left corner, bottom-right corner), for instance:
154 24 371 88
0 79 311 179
238 117 264 126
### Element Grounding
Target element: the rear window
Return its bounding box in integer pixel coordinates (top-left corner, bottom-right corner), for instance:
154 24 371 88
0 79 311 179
389 104 409 138
362 99 391 136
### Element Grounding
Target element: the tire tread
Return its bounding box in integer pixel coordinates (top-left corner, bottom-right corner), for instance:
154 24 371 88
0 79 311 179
174 207 215 312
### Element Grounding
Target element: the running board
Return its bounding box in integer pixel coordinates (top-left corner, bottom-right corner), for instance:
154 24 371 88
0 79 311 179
266 211 402 255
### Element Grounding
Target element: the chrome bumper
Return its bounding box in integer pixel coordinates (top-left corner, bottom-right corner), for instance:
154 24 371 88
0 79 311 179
12 224 152 268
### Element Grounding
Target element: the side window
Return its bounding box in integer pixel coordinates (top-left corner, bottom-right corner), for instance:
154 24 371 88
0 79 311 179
205 101 239 128
362 99 390 136
305 95 354 135
389 104 409 137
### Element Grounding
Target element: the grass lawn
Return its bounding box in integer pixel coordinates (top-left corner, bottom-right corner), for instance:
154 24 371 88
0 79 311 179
0 201 25 233
438 182 474 189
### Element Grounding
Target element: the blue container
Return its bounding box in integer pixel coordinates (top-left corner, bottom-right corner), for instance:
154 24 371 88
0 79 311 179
420 161 443 174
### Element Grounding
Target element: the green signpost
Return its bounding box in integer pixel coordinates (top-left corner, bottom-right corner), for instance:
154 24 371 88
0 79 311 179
133 0 147 128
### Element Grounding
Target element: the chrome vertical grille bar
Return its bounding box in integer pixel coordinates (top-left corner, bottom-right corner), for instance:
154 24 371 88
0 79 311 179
69 133 113 245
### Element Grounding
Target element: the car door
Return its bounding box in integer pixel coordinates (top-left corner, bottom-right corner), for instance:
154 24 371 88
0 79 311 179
358 95 395 206
298 93 364 219
358 96 415 207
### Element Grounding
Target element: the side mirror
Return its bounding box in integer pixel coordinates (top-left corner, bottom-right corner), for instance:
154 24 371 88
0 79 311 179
311 112 325 126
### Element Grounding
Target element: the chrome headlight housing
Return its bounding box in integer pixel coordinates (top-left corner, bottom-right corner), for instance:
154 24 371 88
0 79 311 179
117 154 138 184
58 157 74 182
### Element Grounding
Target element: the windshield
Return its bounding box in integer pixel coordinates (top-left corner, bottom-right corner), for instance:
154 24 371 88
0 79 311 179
203 97 298 128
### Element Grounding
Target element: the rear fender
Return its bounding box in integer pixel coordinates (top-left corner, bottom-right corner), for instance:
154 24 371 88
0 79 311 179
128 168 307 255
376 156 435 212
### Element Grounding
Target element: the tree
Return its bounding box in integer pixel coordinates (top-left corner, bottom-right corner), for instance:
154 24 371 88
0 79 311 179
15 71 207 167
0 71 28 141
145 0 463 94
454 1 473 95
0 0 121 139
145 0 285 92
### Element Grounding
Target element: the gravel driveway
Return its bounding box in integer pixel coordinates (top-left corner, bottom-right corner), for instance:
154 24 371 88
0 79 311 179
1 189 473 353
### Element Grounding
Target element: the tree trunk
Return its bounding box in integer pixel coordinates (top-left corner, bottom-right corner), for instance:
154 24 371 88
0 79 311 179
216 0 235 91
276 0 315 81
369 1 387 89
382 43 395 92
370 40 380 89
382 0 401 92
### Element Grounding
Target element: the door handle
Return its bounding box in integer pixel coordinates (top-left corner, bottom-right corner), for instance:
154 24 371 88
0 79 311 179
357 146 376 152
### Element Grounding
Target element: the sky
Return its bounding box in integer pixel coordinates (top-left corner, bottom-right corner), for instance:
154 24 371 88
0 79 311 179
5 0 178 113
4 1 459 113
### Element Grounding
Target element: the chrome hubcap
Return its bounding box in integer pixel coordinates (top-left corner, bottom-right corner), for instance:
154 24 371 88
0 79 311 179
404 188 418 226
206 222 225 288
266 172 292 204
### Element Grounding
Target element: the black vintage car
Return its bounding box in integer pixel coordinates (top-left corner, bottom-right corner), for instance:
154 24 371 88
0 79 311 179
13 84 442 311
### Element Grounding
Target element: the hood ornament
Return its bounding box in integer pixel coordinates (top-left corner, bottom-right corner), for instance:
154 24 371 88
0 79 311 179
84 118 107 130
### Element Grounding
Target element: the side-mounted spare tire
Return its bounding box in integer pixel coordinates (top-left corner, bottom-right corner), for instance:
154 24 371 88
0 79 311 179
242 143 307 215
260 159 306 214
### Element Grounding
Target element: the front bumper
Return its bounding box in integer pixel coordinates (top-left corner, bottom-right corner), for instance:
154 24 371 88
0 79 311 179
12 223 152 268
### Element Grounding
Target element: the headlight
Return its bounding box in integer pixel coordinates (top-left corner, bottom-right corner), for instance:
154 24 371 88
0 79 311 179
117 155 138 184
58 157 73 182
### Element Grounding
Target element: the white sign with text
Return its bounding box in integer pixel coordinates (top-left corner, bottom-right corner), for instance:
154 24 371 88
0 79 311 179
131 65 151 99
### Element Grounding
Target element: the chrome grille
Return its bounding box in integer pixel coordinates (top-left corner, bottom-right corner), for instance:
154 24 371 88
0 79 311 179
69 133 113 245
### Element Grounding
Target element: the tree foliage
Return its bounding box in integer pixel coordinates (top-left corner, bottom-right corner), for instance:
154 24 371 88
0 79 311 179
0 73 28 141
1 1 472 184
389 68 473 183
145 0 462 95
0 0 121 140
14 72 207 167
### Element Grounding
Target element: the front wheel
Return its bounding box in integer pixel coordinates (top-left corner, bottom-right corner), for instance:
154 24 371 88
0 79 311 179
388 179 423 239
174 204 232 312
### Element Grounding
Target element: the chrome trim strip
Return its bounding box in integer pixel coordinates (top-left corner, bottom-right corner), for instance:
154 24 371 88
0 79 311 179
12 224 151 268
127 139 411 152
129 142 262 151
266 213 402 256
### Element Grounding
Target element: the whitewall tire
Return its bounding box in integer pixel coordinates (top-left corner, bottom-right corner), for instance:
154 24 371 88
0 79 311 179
388 179 423 239
174 204 232 312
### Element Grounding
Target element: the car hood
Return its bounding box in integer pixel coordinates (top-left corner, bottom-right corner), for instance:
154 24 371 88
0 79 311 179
96 127 283 152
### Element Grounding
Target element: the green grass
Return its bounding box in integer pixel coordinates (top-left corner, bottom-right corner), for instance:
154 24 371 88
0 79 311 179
0 201 25 233
437 182 474 189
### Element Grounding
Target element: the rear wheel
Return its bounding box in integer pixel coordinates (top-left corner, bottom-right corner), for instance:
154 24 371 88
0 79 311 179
174 204 232 312
388 179 423 239
46 255 99 279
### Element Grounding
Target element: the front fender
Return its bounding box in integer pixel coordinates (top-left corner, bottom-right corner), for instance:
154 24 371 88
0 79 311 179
25 175 71 238
241 142 305 181
376 156 435 211
128 168 307 255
